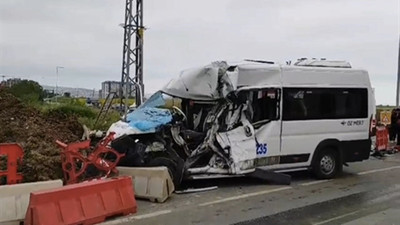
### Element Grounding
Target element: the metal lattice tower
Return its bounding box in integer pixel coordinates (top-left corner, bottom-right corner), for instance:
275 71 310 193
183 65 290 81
120 0 144 114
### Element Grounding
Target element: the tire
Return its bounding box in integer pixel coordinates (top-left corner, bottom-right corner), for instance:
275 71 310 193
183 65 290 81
148 157 184 188
312 148 342 179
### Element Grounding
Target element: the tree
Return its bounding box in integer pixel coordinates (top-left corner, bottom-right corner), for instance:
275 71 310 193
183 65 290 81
8 79 45 103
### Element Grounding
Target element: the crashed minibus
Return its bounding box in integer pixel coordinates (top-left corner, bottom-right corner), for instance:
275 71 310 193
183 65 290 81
109 59 375 186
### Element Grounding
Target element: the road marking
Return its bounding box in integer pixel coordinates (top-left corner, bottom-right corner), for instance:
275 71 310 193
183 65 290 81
300 180 332 186
199 186 292 207
370 190 400 204
101 210 173 224
131 210 173 220
357 165 400 175
313 210 361 225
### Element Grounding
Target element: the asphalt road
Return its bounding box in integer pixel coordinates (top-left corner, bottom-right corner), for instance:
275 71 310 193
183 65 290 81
102 153 400 225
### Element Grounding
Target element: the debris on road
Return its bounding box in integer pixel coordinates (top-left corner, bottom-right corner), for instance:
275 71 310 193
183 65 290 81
248 169 291 185
175 186 218 194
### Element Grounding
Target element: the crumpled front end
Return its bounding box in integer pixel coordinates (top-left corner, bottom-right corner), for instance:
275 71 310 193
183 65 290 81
162 61 238 101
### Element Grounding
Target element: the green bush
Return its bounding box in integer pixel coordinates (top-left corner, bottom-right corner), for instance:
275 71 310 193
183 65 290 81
8 80 45 103
53 97 86 106
45 104 96 118
78 110 121 131
42 103 121 131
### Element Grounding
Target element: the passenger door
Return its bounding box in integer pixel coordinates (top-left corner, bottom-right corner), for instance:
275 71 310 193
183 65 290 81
250 88 282 167
216 88 282 173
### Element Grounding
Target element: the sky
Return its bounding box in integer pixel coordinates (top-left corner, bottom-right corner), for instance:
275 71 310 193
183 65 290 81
0 0 399 104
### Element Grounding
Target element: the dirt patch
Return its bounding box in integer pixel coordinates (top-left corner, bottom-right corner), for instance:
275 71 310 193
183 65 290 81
0 90 83 182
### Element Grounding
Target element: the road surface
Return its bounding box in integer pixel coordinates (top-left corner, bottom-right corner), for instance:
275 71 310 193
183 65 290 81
102 153 400 225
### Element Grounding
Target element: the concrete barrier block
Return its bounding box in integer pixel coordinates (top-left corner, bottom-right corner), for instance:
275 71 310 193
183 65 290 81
117 167 175 203
0 221 20 225
0 180 63 223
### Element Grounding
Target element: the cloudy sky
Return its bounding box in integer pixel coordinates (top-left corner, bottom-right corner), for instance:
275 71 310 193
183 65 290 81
0 0 399 104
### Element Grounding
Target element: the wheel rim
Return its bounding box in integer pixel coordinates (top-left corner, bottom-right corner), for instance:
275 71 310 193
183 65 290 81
320 155 335 175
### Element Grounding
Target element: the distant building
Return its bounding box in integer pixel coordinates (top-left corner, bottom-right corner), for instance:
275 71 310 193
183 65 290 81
42 85 98 98
100 81 135 99
3 78 22 87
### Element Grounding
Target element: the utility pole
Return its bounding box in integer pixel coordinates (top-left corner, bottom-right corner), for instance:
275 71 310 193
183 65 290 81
55 66 64 102
120 0 144 118
396 38 400 107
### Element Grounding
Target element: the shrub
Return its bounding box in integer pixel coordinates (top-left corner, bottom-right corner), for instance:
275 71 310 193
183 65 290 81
44 104 96 119
43 103 121 131
80 110 121 130
8 80 45 103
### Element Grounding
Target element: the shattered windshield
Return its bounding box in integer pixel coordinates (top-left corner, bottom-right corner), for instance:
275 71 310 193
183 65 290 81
123 91 183 133
139 91 181 110
139 91 166 108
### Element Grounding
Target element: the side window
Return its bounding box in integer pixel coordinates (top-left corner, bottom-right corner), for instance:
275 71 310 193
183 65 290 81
341 89 368 118
283 88 368 120
282 90 308 120
248 89 280 126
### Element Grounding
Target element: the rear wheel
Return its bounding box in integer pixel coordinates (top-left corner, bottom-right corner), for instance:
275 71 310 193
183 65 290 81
312 148 342 179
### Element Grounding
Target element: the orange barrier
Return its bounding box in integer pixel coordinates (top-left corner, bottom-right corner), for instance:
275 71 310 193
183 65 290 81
376 126 389 151
0 143 23 185
25 176 137 225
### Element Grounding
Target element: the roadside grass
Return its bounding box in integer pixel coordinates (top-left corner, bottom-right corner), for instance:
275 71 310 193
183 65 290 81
39 103 121 131
78 110 121 131
4 86 121 131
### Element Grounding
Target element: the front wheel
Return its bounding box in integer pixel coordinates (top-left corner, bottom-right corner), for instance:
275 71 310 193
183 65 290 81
312 148 342 179
148 157 184 188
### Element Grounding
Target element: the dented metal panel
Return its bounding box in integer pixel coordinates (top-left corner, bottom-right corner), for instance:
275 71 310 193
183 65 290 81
216 106 257 174
161 61 282 100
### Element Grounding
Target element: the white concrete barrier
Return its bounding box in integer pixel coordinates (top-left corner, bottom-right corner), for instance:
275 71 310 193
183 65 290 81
1 222 19 225
117 167 174 203
0 180 63 225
